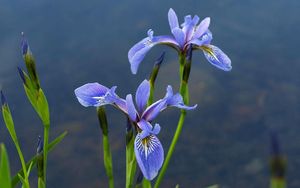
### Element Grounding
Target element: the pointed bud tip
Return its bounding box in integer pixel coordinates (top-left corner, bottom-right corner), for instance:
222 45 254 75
17 67 26 84
270 131 280 156
186 44 193 61
0 90 6 106
37 135 43 154
154 51 166 66
21 33 29 55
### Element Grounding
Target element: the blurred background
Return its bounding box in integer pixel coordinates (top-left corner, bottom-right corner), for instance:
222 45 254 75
0 0 300 187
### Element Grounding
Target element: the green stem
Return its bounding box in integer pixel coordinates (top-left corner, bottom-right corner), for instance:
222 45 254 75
125 120 136 188
97 107 114 188
43 125 49 186
15 144 30 188
154 52 190 188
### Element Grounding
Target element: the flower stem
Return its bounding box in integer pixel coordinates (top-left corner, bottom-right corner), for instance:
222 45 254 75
15 144 30 188
155 49 192 187
97 107 114 188
43 124 49 186
126 118 136 188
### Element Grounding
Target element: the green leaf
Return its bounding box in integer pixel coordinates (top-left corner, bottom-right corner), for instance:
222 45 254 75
0 144 12 188
11 131 68 187
26 161 34 177
17 174 26 186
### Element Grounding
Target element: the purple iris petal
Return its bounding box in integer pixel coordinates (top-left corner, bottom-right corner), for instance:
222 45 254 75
168 8 179 31
137 120 161 138
193 17 210 39
181 15 196 42
171 28 185 48
135 80 150 113
107 86 127 113
126 94 138 121
74 83 110 107
167 93 197 110
142 99 166 122
189 30 213 46
203 45 232 71
134 134 164 180
128 33 178 74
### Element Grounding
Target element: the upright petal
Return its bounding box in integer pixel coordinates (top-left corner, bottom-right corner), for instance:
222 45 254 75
193 17 210 40
202 45 232 71
181 15 199 42
128 33 178 74
126 94 138 121
74 83 110 107
134 134 164 180
135 80 150 113
171 28 185 48
168 8 179 31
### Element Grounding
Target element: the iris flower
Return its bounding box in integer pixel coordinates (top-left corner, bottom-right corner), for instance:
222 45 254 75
128 8 232 74
75 80 196 180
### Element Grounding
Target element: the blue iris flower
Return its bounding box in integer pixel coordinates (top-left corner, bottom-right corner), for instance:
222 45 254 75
128 8 232 74
75 80 196 180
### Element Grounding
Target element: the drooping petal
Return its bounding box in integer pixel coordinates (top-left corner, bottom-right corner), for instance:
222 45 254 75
193 17 210 39
168 8 179 31
134 134 164 180
135 80 150 113
167 93 197 110
74 83 110 107
163 86 197 110
128 33 178 74
171 28 185 48
202 45 232 71
126 94 138 121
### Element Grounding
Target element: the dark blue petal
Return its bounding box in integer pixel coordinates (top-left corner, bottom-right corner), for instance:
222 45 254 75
168 8 179 31
134 134 164 180
203 45 232 71
126 94 138 121
135 80 150 114
74 83 109 107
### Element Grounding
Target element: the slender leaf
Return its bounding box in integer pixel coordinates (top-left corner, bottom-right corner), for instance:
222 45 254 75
0 144 11 188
